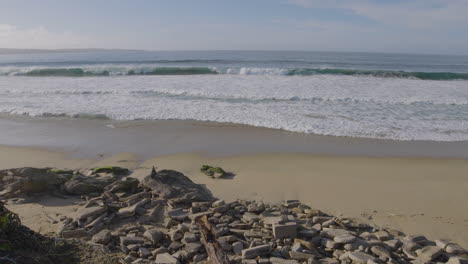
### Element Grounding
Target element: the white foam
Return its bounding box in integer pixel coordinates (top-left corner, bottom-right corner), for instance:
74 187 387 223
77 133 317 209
0 75 467 141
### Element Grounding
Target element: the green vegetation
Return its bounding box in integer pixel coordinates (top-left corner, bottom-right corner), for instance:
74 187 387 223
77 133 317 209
200 165 227 178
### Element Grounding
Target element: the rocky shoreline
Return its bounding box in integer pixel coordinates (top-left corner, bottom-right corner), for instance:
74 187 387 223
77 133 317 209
0 166 467 264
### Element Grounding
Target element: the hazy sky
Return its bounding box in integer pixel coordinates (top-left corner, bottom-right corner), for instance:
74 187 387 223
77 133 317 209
0 0 467 54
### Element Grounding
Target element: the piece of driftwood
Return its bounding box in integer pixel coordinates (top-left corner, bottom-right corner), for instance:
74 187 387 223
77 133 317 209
196 215 231 264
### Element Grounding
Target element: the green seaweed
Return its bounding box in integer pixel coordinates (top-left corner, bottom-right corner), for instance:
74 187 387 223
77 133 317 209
200 165 227 178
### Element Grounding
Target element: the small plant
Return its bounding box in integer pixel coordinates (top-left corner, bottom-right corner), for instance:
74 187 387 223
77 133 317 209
200 165 227 178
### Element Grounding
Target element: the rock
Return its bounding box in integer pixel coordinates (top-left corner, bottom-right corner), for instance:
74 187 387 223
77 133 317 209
333 234 356 243
312 216 332 224
182 232 197 244
446 243 465 254
447 257 468 264
321 228 351 239
212 199 225 207
270 257 299 264
91 166 130 175
120 236 145 246
104 177 139 193
141 169 213 202
139 247 151 258
321 238 338 249
289 251 316 260
242 244 271 259
144 229 164 244
233 241 244 255
92 229 112 244
61 228 88 238
74 206 107 221
168 208 189 221
64 174 117 195
243 212 261 222
298 229 318 238
417 246 442 262
155 253 180 264
348 252 376 264
370 245 391 259
0 168 69 198
315 258 338 264
273 222 297 239
248 202 265 213
374 230 390 241
185 242 203 254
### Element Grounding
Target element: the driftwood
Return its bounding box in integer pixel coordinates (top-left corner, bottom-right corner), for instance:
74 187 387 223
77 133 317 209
196 215 231 264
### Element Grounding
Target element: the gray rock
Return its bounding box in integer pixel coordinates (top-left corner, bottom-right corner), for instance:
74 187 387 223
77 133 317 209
289 251 316 261
120 236 145 246
243 212 261 222
168 208 189 221
273 222 297 239
333 234 356 244
416 246 442 262
242 244 271 259
61 228 88 238
141 170 213 202
447 257 468 264
320 238 338 249
182 232 197 244
144 229 164 244
270 257 299 264
315 258 339 264
348 252 376 264
74 206 107 221
92 229 112 244
185 242 203 254
64 174 116 195
139 247 151 258
233 241 244 255
370 245 391 259
321 228 351 238
155 253 180 264
212 199 225 207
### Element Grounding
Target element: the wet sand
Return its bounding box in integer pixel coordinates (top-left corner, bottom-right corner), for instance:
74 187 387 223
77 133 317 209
1 116 468 248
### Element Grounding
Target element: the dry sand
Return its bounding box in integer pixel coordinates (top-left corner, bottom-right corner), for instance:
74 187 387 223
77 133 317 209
2 146 467 248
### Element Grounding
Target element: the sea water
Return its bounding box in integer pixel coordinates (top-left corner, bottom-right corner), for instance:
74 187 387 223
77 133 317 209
0 50 467 141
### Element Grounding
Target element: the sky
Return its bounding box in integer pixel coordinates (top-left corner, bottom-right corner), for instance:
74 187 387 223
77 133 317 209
0 0 467 55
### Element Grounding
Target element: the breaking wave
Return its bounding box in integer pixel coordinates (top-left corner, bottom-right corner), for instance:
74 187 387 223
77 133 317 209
1 66 468 80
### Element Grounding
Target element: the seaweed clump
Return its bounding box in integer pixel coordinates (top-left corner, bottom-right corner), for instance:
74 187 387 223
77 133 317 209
200 165 227 179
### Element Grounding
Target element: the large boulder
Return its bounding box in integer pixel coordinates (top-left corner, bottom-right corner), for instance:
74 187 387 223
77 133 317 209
63 174 117 195
141 169 213 202
0 167 70 197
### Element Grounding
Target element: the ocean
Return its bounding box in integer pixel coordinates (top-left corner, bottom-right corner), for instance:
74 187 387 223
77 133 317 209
0 50 467 141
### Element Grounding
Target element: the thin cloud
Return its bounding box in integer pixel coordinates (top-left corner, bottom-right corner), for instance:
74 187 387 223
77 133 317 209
0 24 96 49
288 0 468 29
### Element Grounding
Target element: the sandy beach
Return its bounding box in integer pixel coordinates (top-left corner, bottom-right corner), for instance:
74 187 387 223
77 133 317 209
1 117 467 249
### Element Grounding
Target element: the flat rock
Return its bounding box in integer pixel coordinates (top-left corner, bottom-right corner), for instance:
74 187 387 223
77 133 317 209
348 252 375 264
417 246 442 262
92 229 112 244
62 228 88 238
74 206 107 221
144 229 164 244
141 170 213 202
242 244 271 259
333 234 356 244
155 253 180 264
273 222 297 239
